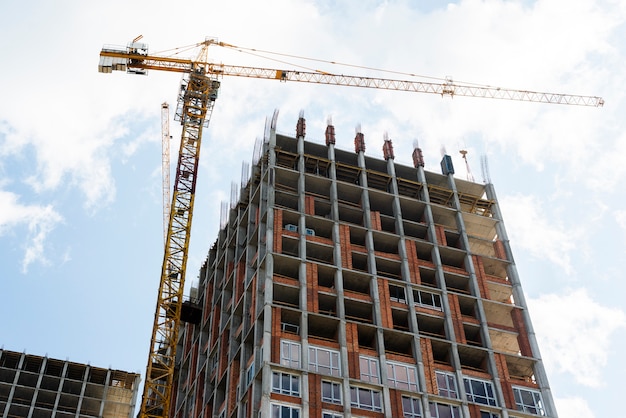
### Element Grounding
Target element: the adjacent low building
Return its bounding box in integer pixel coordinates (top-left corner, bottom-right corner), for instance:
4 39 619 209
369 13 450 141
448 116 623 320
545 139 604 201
0 349 140 418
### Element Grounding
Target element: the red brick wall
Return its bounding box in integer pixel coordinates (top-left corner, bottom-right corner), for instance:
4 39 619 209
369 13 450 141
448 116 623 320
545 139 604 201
308 374 321 417
435 225 447 246
377 279 393 329
472 255 491 299
405 240 422 284
307 263 319 313
420 338 436 394
388 389 405 417
305 195 315 215
227 360 240 416
494 353 514 409
447 294 466 344
370 211 382 230
493 239 507 260
345 322 360 379
219 330 229 378
210 305 220 347
235 260 246 303
271 307 282 364
339 224 352 269
203 281 213 324
194 367 205 417
273 209 283 253
468 403 481 418
511 308 533 357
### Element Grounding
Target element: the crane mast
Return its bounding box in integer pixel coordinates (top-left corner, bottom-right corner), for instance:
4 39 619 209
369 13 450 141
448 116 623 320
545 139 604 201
100 40 220 417
98 38 603 418
161 102 171 245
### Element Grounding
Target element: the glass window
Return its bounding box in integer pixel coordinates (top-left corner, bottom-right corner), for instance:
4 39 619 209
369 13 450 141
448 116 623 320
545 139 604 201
390 285 406 303
281 340 301 368
387 361 419 391
429 402 461 418
272 371 300 396
322 413 342 418
402 396 423 418
359 356 380 383
271 404 300 418
463 377 497 406
480 412 500 418
414 290 442 311
246 364 255 387
321 380 342 404
350 386 383 412
309 346 341 376
513 386 546 416
436 371 458 399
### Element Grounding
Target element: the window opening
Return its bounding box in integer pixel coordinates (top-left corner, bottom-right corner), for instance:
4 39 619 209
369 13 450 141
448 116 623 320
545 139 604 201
414 290 442 311
359 356 380 383
387 361 419 391
350 386 383 412
463 377 497 406
513 386 545 416
389 285 406 303
429 402 461 418
272 371 300 396
308 345 341 377
271 404 300 418
321 380 342 404
280 340 301 368
401 396 423 418
436 371 458 399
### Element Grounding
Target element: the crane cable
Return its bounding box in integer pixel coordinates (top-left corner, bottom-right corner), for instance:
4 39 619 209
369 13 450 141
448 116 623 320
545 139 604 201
153 40 553 94
219 43 450 82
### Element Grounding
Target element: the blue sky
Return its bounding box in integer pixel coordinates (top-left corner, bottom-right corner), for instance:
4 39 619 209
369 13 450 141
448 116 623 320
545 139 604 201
1 1 625 417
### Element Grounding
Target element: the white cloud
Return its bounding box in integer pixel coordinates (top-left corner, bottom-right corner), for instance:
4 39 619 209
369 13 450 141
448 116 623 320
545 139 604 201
616 210 626 230
555 396 595 418
528 288 626 387
0 190 63 273
499 194 582 274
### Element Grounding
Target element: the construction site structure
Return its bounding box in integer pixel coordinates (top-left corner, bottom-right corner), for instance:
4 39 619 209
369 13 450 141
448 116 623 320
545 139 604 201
97 38 602 417
169 113 556 418
0 348 140 418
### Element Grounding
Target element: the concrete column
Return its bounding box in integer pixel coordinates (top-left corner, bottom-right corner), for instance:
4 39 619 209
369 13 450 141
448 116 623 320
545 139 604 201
485 183 558 417
74 365 89 418
51 361 69 417
27 356 46 418
295 118 310 418
259 112 279 418
2 352 25 418
415 165 465 416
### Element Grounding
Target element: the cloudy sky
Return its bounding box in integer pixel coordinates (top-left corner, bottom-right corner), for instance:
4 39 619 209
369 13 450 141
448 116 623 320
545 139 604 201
1 0 625 417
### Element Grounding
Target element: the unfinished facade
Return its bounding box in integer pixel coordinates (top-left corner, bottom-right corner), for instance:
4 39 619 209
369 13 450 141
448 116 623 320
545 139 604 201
0 349 140 418
171 114 557 418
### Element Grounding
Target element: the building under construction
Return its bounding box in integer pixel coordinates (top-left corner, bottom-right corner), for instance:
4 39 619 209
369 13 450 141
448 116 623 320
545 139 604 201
169 114 557 418
0 349 140 418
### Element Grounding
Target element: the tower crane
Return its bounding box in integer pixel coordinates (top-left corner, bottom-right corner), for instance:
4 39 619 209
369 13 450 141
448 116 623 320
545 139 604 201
98 38 603 418
161 102 171 245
